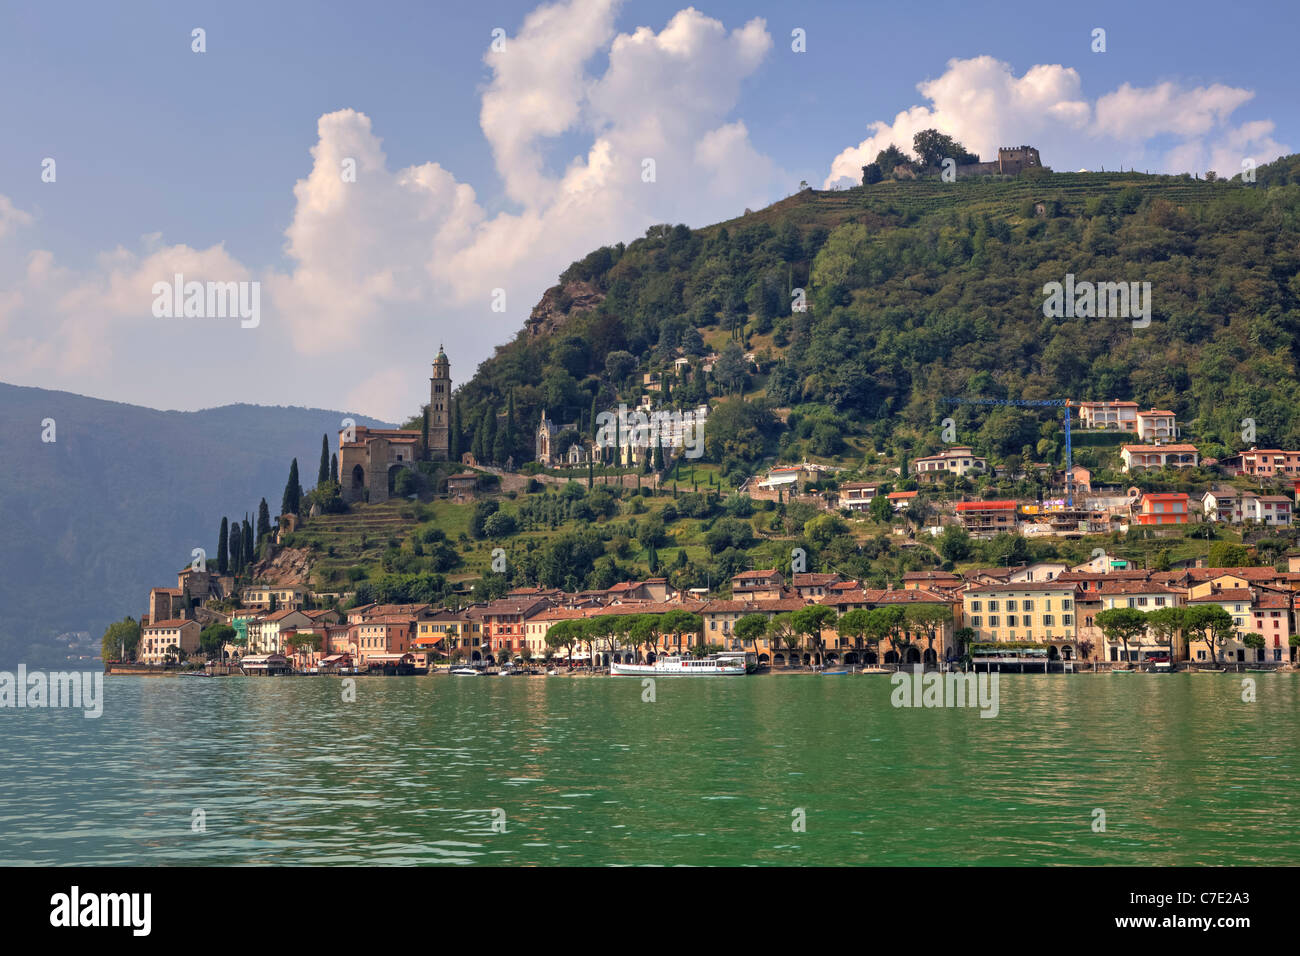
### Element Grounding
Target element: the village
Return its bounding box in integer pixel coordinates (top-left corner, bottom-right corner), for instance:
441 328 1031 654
113 344 1300 679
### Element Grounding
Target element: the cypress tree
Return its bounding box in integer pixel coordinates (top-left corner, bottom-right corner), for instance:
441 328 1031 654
648 542 659 574
483 410 497 466
472 414 485 463
421 408 429 459
282 459 301 515
330 453 338 484
318 434 329 486
450 399 462 462
243 516 254 566
588 459 594 489
229 521 242 575
217 517 229 574
257 498 271 543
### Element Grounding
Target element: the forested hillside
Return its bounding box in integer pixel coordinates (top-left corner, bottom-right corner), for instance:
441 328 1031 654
450 154 1300 480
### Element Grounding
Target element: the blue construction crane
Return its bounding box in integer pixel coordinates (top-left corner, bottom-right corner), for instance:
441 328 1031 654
942 397 1074 507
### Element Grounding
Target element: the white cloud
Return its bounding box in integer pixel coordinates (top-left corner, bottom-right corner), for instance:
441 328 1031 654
826 56 1287 185
0 195 34 239
263 1 785 418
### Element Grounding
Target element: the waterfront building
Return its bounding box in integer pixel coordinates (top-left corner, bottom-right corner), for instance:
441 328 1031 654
962 582 1081 660
138 619 201 664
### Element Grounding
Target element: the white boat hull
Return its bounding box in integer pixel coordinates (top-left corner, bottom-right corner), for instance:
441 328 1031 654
610 659 746 676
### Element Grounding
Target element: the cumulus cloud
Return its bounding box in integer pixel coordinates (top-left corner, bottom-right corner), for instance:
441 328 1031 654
826 56 1287 185
1 1 786 421
266 0 785 417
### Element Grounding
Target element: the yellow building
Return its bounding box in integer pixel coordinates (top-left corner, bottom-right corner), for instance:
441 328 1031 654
963 582 1081 660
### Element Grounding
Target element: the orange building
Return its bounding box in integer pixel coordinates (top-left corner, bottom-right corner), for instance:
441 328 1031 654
1135 492 1190 525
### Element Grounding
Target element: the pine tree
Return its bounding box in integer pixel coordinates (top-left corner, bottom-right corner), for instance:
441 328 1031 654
317 434 329 486
217 517 229 575
329 453 338 484
256 498 271 543
281 459 301 515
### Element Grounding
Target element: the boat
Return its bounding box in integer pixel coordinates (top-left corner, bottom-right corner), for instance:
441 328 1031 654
1189 667 1226 673
821 669 849 676
449 666 482 676
859 667 889 674
609 654 746 676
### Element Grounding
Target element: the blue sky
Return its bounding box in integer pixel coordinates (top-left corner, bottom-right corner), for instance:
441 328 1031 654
0 0 1294 420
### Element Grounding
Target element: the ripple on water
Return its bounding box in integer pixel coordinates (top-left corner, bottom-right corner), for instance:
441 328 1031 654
2 674 1298 865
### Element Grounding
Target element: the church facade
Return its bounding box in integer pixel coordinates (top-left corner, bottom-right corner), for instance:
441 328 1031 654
339 346 452 504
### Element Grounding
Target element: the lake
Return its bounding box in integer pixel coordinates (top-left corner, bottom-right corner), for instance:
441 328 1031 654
2 672 1296 865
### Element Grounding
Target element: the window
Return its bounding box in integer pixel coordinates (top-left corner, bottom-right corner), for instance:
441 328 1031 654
1043 614 1054 626
971 616 982 628
1007 615 1018 628
1063 615 1073 626
1063 599 1073 610
1022 600 1034 612
989 616 999 627
971 601 982 612
988 600 999 612
1006 600 1017 612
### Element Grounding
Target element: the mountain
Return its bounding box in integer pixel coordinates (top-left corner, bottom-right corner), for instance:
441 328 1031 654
0 383 390 666
451 155 1300 480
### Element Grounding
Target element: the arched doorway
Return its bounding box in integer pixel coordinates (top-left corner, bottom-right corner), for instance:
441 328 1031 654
387 465 406 497
1062 646 1074 660
351 463 365 492
1048 645 1060 661
843 652 858 665
884 650 899 665
923 648 937 665
758 653 770 667
773 653 785 667
905 646 922 664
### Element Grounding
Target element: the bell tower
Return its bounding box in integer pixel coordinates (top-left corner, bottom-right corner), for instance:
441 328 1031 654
428 345 451 461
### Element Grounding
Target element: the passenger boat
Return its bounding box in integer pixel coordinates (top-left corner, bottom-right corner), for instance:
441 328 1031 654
610 654 746 676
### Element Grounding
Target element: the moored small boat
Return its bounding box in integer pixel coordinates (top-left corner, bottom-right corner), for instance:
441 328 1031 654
449 666 482 676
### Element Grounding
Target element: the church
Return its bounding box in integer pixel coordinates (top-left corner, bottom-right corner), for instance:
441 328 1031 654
339 346 452 504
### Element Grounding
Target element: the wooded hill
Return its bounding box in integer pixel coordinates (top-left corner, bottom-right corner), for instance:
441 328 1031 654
446 154 1300 482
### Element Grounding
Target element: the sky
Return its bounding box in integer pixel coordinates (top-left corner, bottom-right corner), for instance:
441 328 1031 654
0 0 1294 422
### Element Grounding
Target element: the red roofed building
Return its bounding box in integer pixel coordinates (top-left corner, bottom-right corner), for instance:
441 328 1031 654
954 500 1019 537
1120 444 1199 472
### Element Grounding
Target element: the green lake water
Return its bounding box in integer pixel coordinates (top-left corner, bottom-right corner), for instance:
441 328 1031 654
2 672 1297 865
